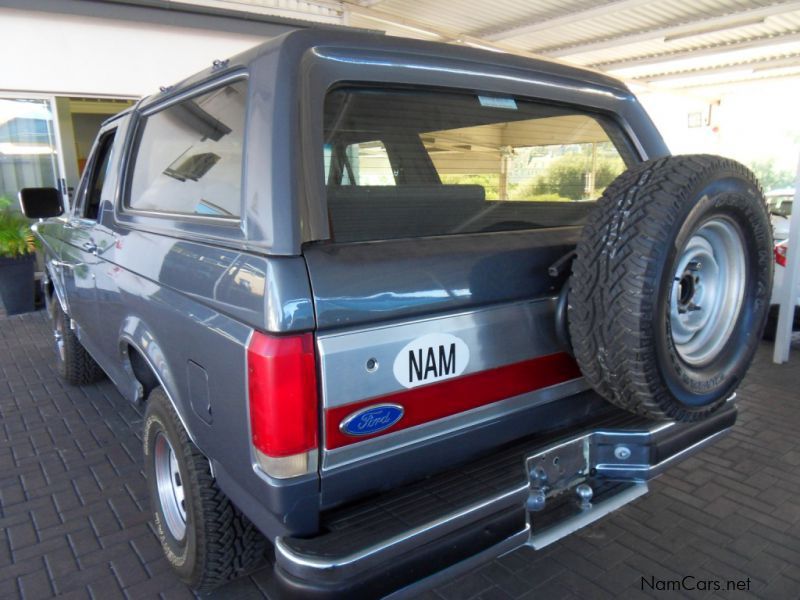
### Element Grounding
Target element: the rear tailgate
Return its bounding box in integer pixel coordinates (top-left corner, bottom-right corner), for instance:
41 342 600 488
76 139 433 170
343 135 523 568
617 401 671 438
305 230 591 506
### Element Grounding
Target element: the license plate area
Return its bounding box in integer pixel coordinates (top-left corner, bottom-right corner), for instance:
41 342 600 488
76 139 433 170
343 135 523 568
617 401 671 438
525 436 590 511
524 433 651 549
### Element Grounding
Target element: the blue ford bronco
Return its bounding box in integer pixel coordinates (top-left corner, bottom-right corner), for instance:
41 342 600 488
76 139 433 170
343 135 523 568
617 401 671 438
19 28 772 598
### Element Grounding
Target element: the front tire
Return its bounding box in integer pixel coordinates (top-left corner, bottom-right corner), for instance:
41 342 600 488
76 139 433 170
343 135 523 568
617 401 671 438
51 301 105 385
143 387 267 591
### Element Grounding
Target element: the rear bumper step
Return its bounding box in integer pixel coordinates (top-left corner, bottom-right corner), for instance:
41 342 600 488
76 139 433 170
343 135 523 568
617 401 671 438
274 402 736 599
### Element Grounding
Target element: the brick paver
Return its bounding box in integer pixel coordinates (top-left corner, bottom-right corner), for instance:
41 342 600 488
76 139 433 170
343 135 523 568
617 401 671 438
1 311 799 599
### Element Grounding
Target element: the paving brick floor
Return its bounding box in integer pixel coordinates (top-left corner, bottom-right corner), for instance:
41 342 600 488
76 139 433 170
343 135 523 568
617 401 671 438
1 311 799 599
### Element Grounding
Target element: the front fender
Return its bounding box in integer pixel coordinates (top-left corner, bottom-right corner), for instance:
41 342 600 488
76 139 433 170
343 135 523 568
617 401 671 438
34 221 70 317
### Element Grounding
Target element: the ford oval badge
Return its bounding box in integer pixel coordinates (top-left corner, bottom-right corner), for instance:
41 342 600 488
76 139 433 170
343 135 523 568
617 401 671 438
340 404 404 437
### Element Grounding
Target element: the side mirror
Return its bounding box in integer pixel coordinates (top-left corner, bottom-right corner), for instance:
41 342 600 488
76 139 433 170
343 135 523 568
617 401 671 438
18 187 64 219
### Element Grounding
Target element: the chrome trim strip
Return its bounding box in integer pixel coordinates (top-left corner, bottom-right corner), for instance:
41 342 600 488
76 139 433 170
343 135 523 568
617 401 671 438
140 71 248 116
316 297 564 409
120 208 240 225
322 377 590 471
275 482 529 580
593 420 675 436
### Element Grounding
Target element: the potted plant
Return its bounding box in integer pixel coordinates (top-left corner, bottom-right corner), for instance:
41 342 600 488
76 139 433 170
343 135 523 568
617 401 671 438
0 195 37 315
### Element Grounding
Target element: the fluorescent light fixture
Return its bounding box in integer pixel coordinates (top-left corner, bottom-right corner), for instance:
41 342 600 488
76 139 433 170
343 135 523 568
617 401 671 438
460 40 507 53
352 12 441 38
647 69 755 88
645 67 755 83
605 37 800 79
664 16 767 42
751 65 800 77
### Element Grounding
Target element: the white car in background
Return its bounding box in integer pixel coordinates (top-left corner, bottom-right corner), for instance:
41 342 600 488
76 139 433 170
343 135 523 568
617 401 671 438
767 188 793 242
764 189 798 339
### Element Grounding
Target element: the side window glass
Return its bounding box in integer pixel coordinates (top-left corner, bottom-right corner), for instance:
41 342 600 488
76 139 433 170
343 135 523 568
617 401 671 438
74 129 116 221
127 80 246 218
327 141 396 186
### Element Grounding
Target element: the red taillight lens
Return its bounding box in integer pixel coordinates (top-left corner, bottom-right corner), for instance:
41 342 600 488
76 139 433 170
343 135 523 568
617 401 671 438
247 331 318 458
775 244 788 268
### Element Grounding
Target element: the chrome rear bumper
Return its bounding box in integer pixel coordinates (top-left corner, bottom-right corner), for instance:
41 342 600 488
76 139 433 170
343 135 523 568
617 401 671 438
274 402 736 599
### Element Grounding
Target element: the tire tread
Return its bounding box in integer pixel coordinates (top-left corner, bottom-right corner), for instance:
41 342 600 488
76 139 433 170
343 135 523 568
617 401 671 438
568 154 767 421
146 388 267 591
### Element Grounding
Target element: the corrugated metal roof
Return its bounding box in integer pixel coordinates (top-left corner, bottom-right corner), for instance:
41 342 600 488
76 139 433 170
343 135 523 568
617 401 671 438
178 0 800 89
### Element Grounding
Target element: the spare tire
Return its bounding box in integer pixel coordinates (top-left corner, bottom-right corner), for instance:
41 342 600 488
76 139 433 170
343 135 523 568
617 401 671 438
568 155 772 422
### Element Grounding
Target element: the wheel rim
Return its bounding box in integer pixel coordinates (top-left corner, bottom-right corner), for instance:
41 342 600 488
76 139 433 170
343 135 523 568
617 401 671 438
670 217 746 366
54 313 66 363
154 432 187 541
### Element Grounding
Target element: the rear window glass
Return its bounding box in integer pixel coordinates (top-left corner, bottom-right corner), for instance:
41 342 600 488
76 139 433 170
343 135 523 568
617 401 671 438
323 87 636 242
128 80 246 218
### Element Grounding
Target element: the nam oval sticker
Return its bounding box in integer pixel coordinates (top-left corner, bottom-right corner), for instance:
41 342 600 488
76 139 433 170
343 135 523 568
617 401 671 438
393 333 470 389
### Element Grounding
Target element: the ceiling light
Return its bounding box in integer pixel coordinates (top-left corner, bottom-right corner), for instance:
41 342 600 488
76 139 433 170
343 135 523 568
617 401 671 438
664 16 767 42
351 13 441 38
751 65 800 76
461 40 506 53
646 69 755 88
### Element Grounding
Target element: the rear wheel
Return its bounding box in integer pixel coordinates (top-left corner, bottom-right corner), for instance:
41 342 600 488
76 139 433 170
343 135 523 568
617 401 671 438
51 301 105 385
143 387 267 591
569 155 772 422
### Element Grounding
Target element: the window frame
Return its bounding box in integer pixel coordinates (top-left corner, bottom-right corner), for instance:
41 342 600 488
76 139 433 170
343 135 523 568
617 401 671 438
72 127 117 223
119 72 248 228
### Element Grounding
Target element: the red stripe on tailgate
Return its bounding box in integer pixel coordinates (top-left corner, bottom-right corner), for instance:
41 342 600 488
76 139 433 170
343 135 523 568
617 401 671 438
325 352 581 449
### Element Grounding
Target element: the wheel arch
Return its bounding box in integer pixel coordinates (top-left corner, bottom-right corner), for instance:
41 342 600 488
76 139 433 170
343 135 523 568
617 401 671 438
44 262 69 317
118 317 197 444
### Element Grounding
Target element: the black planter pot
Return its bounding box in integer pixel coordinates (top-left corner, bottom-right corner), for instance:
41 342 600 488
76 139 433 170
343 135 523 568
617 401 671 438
0 254 35 316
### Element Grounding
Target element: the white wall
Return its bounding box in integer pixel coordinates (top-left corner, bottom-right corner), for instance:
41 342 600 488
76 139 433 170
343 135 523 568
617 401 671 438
636 89 721 157
637 78 800 182
712 78 800 174
0 7 274 97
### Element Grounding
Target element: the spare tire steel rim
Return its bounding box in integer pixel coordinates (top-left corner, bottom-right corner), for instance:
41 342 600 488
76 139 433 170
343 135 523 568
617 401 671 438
154 432 187 540
670 217 746 366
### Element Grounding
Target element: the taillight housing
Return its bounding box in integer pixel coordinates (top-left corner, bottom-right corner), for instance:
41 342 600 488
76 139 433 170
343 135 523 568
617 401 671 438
247 331 318 478
775 243 788 268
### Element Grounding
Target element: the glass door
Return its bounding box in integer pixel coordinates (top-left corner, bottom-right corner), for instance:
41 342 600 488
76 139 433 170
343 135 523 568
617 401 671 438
0 96 61 207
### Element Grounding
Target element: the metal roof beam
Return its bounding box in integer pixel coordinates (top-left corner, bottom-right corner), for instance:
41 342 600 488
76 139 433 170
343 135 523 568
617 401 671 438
593 30 800 71
9 0 345 33
343 3 566 61
638 54 800 82
343 3 691 96
475 0 654 42
541 1 800 58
